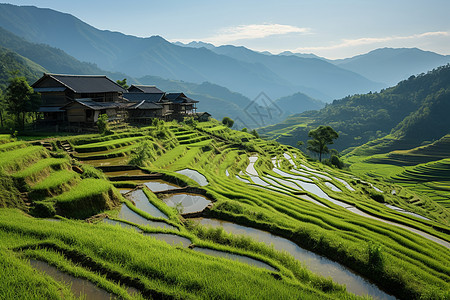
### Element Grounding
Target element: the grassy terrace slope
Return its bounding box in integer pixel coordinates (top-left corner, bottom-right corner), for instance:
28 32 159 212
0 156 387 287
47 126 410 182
0 121 449 299
347 134 450 209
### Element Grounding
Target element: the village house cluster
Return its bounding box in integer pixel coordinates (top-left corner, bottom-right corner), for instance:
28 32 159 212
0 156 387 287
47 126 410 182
32 73 210 127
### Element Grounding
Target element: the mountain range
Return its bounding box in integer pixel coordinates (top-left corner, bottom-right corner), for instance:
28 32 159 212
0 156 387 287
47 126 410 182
0 3 384 102
0 3 449 133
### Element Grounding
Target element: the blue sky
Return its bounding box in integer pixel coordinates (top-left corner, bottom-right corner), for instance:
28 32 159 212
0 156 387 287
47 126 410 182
3 0 450 58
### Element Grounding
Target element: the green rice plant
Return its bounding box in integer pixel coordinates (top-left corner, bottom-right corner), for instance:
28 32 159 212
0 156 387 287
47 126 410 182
0 141 26 152
31 170 78 191
0 248 76 299
12 158 69 180
0 209 361 300
0 146 47 173
52 179 120 218
74 136 146 153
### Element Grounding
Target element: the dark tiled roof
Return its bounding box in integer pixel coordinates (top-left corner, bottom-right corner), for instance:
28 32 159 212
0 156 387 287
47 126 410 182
129 100 163 110
34 87 66 92
38 106 65 112
164 93 198 103
63 99 124 110
128 85 164 94
33 73 127 94
123 92 164 103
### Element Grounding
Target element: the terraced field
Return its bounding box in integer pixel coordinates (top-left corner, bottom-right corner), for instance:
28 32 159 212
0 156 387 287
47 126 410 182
0 121 449 300
348 135 450 209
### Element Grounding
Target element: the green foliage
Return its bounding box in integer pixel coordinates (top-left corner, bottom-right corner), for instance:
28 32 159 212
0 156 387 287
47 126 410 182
260 65 450 153
307 125 339 161
96 114 109 135
5 75 41 130
116 78 129 89
128 139 157 167
250 129 259 138
222 116 234 128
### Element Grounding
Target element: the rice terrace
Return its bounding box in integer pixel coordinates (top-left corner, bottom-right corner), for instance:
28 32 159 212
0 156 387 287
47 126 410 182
0 2 450 300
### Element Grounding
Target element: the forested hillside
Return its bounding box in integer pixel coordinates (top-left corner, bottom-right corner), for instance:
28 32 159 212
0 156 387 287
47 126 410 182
259 64 450 154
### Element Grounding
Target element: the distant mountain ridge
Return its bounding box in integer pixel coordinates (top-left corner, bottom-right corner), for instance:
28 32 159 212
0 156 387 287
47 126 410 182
0 3 383 102
333 48 450 86
0 25 319 127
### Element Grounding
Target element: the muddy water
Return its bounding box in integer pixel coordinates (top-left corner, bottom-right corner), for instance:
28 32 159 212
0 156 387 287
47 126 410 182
29 259 116 299
144 233 191 248
144 180 180 193
164 193 211 214
127 189 169 219
193 247 277 271
176 169 209 186
83 156 128 167
104 169 149 177
117 204 176 230
192 218 396 300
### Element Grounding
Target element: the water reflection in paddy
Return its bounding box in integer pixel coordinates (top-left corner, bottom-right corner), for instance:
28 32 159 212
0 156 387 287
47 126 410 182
103 218 142 232
176 169 208 186
384 204 430 221
128 189 169 219
164 193 211 214
144 180 180 193
193 247 277 271
192 218 396 300
144 233 191 248
29 259 116 300
117 204 176 230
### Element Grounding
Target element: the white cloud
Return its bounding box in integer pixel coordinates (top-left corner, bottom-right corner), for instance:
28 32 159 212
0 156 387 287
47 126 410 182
175 24 310 45
292 31 450 52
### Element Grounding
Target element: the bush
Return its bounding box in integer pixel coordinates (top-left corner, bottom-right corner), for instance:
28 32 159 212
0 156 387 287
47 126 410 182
96 114 109 134
222 117 234 128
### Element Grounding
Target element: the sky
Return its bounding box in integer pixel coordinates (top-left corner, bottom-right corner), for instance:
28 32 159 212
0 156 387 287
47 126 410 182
2 0 450 59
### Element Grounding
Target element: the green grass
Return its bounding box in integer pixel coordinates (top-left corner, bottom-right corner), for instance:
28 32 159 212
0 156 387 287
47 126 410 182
0 209 357 300
31 170 79 191
74 136 146 153
1 121 449 299
12 158 69 180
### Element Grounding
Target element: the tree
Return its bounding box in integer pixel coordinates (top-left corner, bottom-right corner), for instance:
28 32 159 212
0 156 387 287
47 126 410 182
96 114 109 134
307 125 339 162
116 78 129 89
222 117 234 128
297 141 304 147
250 129 259 138
5 76 40 130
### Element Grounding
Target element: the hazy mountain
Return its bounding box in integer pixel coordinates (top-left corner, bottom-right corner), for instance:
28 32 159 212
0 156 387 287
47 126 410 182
278 51 325 60
259 64 450 152
194 44 383 101
274 92 325 116
0 26 262 126
0 4 385 102
333 48 450 86
174 41 216 50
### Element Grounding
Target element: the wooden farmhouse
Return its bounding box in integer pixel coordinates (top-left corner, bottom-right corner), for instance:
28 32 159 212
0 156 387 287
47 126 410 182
32 74 202 128
33 74 127 125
